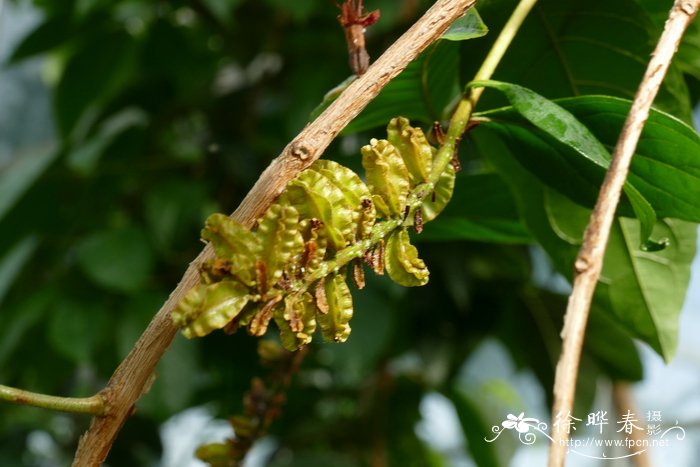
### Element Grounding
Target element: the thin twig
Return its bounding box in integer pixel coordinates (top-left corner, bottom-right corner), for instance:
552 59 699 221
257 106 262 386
547 2 699 466
72 1 477 464
612 383 651 467
0 384 104 415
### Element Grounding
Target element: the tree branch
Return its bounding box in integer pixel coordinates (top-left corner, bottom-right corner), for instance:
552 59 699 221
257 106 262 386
72 0 477 464
612 383 651 467
547 2 699 466
0 384 104 415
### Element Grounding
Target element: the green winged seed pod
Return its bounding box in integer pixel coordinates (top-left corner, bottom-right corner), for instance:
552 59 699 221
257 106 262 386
173 281 251 338
282 166 356 250
317 273 353 343
274 293 317 351
387 117 432 185
421 162 455 222
255 202 304 292
201 213 259 287
361 138 410 218
385 229 429 287
312 160 376 242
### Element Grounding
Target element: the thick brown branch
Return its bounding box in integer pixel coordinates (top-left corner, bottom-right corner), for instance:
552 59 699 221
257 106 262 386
547 2 699 466
72 0 477 464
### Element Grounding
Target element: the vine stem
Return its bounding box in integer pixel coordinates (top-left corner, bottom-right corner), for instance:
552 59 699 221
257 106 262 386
0 384 104 415
72 1 477 464
431 0 538 182
547 2 699 466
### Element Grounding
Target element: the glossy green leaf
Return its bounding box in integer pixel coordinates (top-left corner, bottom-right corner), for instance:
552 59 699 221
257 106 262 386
318 273 353 343
202 213 259 286
441 8 489 42
463 0 691 122
476 127 696 359
421 173 532 244
173 281 251 338
478 91 700 241
385 229 429 287
255 202 304 290
472 81 660 246
361 139 410 218
554 96 700 222
76 227 154 293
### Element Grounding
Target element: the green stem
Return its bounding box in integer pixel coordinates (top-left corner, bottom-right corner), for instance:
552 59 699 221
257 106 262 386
296 183 433 292
430 0 539 184
0 384 105 415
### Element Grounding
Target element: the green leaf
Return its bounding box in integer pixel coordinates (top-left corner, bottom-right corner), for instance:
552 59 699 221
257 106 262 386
0 237 39 306
9 15 73 63
553 96 700 222
76 227 154 293
476 127 696 360
636 0 700 80
144 179 211 252
361 139 410 218
472 81 659 246
67 108 148 175
421 173 532 244
55 29 137 137
0 291 53 368
586 306 643 381
447 388 501 467
173 281 251 338
318 273 353 343
477 90 700 245
441 8 489 42
48 298 108 363
0 143 58 223
385 229 429 287
464 0 692 122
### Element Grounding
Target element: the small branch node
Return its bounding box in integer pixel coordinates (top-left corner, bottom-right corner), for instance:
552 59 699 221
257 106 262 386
290 142 312 161
574 257 590 274
681 2 696 15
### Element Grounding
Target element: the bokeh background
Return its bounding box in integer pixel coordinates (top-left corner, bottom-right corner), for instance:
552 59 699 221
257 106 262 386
1 0 699 466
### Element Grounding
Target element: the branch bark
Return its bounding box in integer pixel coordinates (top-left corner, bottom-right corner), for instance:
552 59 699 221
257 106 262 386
547 2 699 466
612 383 651 467
72 0 477 464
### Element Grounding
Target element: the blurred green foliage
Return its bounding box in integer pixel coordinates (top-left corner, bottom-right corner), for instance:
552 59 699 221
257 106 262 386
0 0 698 465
